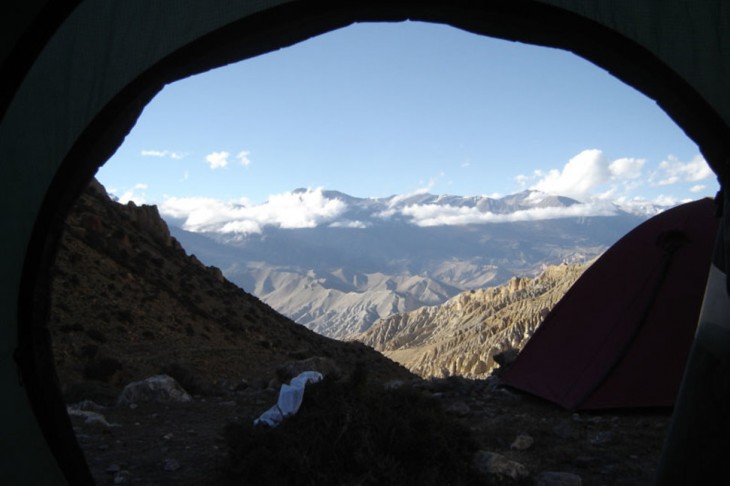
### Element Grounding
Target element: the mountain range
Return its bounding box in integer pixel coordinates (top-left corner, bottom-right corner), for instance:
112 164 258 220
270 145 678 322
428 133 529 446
165 188 648 338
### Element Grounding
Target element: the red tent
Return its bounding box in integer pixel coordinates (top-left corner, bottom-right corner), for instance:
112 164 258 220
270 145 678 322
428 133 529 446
502 198 719 410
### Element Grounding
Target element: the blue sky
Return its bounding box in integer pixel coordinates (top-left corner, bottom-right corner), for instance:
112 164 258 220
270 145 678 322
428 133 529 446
97 21 717 228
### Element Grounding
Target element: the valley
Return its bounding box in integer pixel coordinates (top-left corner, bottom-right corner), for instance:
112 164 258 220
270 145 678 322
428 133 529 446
166 188 646 338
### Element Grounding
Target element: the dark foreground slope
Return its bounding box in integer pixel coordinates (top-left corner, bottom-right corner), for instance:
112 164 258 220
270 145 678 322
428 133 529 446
49 180 412 402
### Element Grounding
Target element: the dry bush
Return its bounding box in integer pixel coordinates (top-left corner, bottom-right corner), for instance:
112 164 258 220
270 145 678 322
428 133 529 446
218 369 487 486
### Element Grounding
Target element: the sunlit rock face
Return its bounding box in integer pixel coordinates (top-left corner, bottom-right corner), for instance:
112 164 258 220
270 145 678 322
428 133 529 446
355 262 590 379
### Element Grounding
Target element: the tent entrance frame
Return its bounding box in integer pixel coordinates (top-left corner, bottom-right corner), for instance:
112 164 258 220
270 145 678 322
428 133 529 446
12 1 730 484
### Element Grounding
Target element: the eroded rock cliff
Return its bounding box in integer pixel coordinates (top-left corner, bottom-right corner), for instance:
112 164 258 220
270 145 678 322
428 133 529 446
356 262 590 378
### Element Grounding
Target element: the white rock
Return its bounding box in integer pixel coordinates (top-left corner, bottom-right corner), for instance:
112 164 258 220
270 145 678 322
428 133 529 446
473 451 529 481
66 408 118 428
68 400 105 411
445 401 471 417
113 471 131 484
117 375 191 405
510 433 535 450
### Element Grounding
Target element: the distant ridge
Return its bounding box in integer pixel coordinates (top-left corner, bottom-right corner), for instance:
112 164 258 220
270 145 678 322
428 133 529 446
167 188 646 337
355 262 590 379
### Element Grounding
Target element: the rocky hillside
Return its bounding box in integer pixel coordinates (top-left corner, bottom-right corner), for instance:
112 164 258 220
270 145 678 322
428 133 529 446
356 262 590 379
48 180 412 402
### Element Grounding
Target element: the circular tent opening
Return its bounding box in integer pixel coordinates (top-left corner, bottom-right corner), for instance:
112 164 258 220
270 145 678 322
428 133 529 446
4 1 729 484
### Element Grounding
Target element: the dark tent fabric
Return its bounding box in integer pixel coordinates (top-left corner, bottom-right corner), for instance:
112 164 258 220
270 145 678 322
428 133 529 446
503 198 719 410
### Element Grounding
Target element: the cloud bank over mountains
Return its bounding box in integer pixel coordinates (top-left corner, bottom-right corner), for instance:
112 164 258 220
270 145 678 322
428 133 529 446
115 148 716 234
397 199 618 227
160 188 624 236
161 190 347 234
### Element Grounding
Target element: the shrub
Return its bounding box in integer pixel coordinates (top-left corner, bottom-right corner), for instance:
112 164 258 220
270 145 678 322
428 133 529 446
79 344 98 359
217 370 486 486
83 355 123 382
63 381 119 406
116 309 134 323
85 328 108 343
58 323 85 333
161 362 210 396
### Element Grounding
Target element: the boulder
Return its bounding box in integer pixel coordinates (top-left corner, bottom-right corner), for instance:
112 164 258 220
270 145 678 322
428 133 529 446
125 202 173 247
66 408 118 428
67 400 118 427
116 375 191 405
445 401 471 417
473 451 529 481
510 433 535 450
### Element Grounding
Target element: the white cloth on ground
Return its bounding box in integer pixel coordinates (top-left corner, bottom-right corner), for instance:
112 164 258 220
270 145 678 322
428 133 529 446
254 371 324 427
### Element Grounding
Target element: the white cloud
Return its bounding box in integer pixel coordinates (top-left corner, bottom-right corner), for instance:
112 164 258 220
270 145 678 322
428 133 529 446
514 174 529 189
399 201 617 227
613 196 664 216
374 208 396 219
329 220 369 228
113 183 148 205
160 196 236 228
141 149 185 159
615 194 695 215
204 150 251 169
652 195 680 207
609 157 645 179
386 182 435 208
595 187 618 200
141 150 166 157
160 188 347 234
205 151 230 169
236 151 251 167
531 149 610 200
650 155 713 186
524 149 715 203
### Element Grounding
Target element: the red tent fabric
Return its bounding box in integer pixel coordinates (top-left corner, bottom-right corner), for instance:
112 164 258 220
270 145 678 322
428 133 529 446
502 198 719 410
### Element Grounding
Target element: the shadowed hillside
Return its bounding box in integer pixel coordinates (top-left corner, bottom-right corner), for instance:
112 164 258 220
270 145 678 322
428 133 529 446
48 180 412 403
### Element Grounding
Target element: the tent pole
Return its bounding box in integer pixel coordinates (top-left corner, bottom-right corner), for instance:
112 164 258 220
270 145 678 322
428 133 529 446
656 190 730 484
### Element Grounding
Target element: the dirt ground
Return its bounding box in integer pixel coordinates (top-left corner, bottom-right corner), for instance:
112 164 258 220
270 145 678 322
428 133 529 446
69 376 671 485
